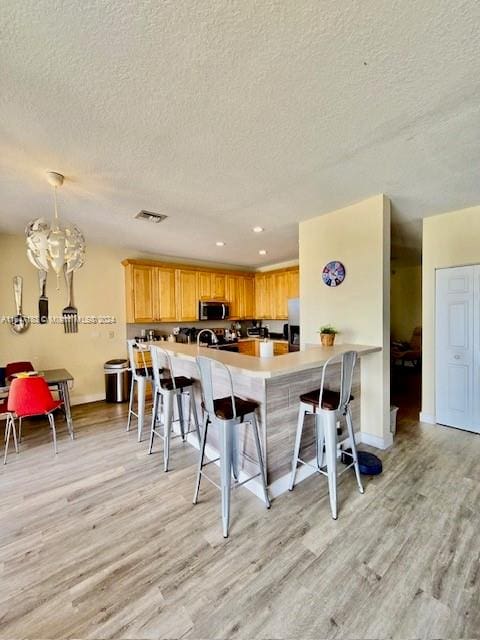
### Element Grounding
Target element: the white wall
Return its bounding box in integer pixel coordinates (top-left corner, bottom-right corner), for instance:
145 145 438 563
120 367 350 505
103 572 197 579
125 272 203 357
422 204 480 423
299 194 391 445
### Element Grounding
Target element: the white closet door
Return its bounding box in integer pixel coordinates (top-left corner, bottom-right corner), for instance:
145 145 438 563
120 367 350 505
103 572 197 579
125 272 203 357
436 266 478 432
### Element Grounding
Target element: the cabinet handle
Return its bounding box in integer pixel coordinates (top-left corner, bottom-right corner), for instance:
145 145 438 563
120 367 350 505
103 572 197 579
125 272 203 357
453 354 461 360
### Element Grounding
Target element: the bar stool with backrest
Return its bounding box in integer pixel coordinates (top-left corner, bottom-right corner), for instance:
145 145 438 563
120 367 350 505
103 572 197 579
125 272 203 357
126 339 153 442
149 345 201 471
4 376 63 463
193 355 270 538
289 350 364 519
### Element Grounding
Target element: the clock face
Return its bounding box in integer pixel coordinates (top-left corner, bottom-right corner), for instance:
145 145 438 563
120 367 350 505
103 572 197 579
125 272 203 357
322 261 346 287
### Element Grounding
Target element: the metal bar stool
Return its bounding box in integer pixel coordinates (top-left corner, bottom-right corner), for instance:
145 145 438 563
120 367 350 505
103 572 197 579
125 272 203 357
149 345 201 471
126 339 153 442
193 355 270 538
289 350 364 519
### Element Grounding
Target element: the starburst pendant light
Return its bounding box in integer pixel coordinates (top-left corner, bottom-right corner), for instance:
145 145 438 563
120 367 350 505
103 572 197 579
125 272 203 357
26 172 86 282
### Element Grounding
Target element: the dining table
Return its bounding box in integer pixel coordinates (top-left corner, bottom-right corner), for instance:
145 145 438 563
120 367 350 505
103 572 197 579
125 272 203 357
0 368 75 438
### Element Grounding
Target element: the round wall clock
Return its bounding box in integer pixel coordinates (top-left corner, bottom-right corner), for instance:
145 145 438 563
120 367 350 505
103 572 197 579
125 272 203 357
322 261 346 287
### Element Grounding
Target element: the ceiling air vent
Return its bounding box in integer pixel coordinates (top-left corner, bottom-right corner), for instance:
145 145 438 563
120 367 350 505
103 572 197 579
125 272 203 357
134 210 168 224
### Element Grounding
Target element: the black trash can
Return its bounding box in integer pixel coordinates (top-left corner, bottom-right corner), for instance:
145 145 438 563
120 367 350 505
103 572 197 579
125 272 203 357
104 359 131 403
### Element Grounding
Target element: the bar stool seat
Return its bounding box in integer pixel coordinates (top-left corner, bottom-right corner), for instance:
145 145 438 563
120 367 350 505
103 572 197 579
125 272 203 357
160 376 195 391
205 396 258 420
289 350 364 520
300 388 354 410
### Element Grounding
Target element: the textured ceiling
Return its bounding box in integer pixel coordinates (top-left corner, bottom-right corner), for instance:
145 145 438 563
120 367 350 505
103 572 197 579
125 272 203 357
1 0 479 267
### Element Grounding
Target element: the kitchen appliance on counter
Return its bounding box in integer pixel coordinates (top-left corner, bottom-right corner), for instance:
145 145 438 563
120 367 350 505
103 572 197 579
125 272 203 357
287 298 300 352
198 300 229 321
247 320 269 338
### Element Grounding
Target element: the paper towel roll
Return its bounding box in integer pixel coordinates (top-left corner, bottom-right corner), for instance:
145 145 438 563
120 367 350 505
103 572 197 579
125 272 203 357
259 340 274 357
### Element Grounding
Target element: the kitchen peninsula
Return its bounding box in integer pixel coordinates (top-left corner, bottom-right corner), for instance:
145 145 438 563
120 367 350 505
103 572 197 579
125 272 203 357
149 341 381 498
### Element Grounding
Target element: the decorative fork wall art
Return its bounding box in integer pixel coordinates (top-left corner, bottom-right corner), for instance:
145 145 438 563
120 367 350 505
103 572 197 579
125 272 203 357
62 265 78 333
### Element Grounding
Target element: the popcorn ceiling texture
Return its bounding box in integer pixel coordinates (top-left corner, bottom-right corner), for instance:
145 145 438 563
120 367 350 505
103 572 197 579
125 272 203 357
0 0 479 266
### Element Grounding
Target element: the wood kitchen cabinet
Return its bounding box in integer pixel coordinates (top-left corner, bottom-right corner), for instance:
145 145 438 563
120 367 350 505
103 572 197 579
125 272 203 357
124 263 176 322
243 277 255 319
255 273 272 319
226 274 243 319
198 271 227 301
123 259 281 323
254 267 299 320
176 269 198 321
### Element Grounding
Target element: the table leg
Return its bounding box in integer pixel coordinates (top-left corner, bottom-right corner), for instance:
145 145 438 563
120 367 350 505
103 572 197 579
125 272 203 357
61 381 74 439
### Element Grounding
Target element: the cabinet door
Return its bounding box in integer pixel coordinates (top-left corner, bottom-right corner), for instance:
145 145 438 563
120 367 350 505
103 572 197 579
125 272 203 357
273 272 288 319
255 274 268 319
198 271 212 299
212 273 226 300
238 340 257 356
156 267 177 321
287 268 299 299
131 265 155 322
243 277 255 319
273 341 289 355
226 275 243 319
176 270 198 321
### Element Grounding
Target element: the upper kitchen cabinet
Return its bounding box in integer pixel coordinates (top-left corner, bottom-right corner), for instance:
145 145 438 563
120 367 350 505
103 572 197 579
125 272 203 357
156 267 177 321
287 268 299 298
123 261 176 322
254 267 299 320
198 270 227 300
243 277 255 319
226 274 255 319
176 269 198 321
126 263 156 323
212 272 226 300
254 273 272 319
226 274 243 319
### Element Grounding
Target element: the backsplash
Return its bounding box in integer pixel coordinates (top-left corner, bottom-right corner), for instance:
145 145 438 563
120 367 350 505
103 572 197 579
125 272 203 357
126 318 287 340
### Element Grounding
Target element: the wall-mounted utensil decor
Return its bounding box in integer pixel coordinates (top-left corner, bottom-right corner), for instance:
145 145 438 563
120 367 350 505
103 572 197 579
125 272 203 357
10 276 30 334
38 269 48 324
62 266 78 333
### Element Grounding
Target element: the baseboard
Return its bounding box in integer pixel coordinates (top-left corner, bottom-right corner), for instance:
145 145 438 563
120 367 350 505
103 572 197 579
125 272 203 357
358 431 393 450
419 411 436 425
70 393 105 406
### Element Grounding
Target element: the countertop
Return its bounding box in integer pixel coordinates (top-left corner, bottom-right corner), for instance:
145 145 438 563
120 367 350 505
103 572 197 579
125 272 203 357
147 341 381 379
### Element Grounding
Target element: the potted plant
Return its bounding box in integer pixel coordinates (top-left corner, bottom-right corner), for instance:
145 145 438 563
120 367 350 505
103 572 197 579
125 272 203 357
318 325 339 347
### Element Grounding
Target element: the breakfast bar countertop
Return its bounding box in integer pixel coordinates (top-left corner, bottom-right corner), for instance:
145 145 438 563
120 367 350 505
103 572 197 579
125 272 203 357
147 341 381 379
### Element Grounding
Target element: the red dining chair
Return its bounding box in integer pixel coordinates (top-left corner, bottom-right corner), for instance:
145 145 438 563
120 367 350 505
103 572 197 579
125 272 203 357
5 361 34 381
4 377 63 463
2 397 18 464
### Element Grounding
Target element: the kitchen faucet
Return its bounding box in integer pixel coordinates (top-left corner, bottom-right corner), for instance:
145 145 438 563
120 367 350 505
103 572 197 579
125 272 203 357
196 328 218 347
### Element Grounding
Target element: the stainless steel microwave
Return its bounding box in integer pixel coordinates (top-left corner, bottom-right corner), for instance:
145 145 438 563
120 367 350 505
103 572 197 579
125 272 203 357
198 300 230 321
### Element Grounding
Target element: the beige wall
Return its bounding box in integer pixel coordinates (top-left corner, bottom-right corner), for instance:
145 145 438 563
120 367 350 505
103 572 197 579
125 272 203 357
422 204 480 421
0 234 127 403
391 265 422 342
299 194 391 445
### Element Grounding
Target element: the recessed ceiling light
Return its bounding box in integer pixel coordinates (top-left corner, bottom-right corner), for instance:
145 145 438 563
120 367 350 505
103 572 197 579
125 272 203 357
253 226 264 233
259 249 267 255
216 241 225 247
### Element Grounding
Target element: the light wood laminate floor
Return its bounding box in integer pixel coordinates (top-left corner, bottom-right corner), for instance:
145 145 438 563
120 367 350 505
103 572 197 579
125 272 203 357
1 401 479 640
